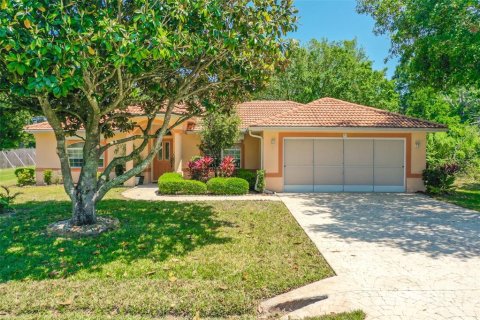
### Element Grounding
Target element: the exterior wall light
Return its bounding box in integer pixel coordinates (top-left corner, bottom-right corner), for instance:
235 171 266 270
415 140 421 149
271 137 276 145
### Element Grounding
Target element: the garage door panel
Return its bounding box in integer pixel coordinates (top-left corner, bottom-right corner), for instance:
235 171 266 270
374 140 404 167
374 167 404 186
344 140 373 166
285 139 313 166
344 166 374 185
314 166 343 185
314 140 343 165
284 166 314 185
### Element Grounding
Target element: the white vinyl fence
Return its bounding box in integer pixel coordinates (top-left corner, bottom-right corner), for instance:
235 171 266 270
0 148 36 169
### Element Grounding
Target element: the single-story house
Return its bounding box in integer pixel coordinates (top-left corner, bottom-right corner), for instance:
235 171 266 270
26 97 447 192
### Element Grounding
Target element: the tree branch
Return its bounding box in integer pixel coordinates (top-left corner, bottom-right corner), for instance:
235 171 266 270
37 95 76 201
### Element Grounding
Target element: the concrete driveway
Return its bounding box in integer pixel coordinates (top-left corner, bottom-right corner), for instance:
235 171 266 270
263 193 480 319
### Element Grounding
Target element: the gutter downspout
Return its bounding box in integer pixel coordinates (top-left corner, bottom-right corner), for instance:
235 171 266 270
248 129 263 169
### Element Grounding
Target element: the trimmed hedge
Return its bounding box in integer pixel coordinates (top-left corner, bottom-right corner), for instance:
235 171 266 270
159 172 183 181
234 169 256 190
14 168 35 186
158 172 207 195
207 177 249 195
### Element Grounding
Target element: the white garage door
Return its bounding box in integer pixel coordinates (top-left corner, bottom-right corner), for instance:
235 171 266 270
284 138 405 192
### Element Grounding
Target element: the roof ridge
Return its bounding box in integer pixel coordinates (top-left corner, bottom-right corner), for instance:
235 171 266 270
322 97 446 128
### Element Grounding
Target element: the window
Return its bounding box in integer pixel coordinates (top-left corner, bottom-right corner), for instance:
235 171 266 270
67 142 104 168
164 142 170 160
222 146 241 168
157 141 171 160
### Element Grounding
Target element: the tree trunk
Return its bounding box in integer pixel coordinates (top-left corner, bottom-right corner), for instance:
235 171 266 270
71 140 100 226
71 189 97 225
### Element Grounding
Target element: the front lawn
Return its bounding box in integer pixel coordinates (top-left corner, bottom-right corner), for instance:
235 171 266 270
435 180 480 212
0 167 22 186
0 185 335 319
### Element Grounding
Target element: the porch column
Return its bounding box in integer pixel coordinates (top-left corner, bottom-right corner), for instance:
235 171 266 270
173 131 183 173
124 140 136 186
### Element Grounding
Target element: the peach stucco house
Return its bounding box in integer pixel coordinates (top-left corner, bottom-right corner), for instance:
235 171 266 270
26 97 446 193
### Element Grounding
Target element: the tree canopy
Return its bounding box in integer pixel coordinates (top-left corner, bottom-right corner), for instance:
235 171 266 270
256 39 399 111
0 0 297 225
199 111 240 167
357 0 480 90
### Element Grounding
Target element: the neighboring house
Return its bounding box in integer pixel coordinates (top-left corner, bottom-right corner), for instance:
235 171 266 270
25 97 446 192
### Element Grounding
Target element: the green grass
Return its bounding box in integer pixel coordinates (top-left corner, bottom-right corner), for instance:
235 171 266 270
307 310 366 320
0 185 340 319
435 179 480 212
0 167 21 186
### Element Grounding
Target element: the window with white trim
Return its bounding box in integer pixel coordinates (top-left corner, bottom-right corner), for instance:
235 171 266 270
67 142 104 168
222 145 241 168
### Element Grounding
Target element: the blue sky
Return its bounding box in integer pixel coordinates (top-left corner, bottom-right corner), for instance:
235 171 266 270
289 0 398 78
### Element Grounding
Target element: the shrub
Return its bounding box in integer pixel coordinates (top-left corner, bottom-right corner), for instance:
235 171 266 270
0 186 21 214
255 169 266 193
187 156 213 181
158 172 207 195
14 168 35 186
234 169 256 190
422 163 460 194
207 177 249 195
159 172 183 181
219 156 235 177
43 170 53 185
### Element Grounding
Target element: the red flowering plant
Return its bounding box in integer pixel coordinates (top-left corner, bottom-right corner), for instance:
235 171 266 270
219 156 236 177
187 156 214 182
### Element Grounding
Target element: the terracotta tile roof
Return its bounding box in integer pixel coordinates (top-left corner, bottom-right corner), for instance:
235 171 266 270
25 105 190 131
250 97 447 129
25 97 447 132
237 100 302 129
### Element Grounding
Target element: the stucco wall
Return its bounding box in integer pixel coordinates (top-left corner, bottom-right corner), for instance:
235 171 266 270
262 130 428 193
242 134 260 170
181 133 201 168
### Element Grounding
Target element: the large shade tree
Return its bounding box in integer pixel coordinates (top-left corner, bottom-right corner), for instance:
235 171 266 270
256 39 399 111
357 0 480 90
0 0 297 225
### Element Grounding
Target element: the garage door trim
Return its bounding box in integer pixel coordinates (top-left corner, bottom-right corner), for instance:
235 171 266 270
283 137 406 192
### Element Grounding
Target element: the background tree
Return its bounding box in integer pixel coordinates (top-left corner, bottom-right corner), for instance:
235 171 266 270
357 0 480 90
0 0 297 226
0 108 35 150
256 39 399 111
401 86 480 175
199 111 240 167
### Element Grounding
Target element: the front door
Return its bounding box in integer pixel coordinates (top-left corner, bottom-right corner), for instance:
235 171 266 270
153 139 173 181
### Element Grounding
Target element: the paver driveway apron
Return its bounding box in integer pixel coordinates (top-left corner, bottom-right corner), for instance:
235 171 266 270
278 193 480 320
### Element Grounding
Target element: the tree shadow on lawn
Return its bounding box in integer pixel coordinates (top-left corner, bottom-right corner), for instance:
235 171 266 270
0 199 232 282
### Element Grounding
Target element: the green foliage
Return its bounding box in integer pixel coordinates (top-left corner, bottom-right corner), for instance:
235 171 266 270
207 177 249 195
255 169 266 193
0 108 35 150
257 39 399 111
199 112 241 165
14 168 35 186
422 164 460 195
158 172 207 195
401 87 480 175
0 0 297 220
158 172 183 181
0 185 21 214
358 0 480 89
234 169 256 190
43 169 52 185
